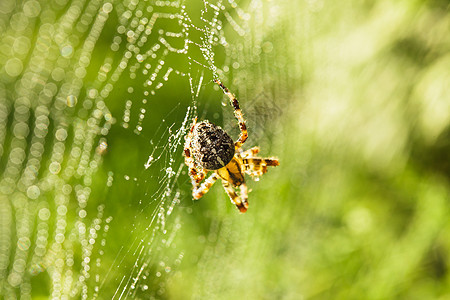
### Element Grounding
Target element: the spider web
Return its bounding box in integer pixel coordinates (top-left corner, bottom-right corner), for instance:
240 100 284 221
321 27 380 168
5 0 449 299
0 0 292 298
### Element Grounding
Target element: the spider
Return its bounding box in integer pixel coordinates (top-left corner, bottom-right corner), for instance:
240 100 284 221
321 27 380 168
183 80 279 213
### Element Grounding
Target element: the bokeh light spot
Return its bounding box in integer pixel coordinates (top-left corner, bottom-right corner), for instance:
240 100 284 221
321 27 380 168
23 0 41 18
27 185 40 199
5 58 23 77
38 208 50 221
66 95 77 107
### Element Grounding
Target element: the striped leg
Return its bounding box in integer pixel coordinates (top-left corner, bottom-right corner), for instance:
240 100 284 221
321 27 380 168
239 146 260 158
193 173 219 200
214 80 248 150
242 157 280 177
222 180 249 213
240 183 249 210
184 117 206 184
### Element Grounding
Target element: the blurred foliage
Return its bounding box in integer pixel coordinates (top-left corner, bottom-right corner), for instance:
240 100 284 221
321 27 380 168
1 0 450 299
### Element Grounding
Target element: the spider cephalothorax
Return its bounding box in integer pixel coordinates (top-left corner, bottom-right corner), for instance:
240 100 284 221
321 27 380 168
183 80 279 213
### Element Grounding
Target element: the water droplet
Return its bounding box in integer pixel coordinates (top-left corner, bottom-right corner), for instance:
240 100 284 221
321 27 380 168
104 113 112 121
38 208 50 220
49 161 61 174
61 45 73 57
97 141 108 154
166 167 175 177
23 0 41 18
88 89 98 99
17 237 31 250
79 210 87 218
67 95 77 107
102 2 113 13
27 185 40 199
55 233 65 244
55 128 68 141
5 58 23 77
7 272 22 287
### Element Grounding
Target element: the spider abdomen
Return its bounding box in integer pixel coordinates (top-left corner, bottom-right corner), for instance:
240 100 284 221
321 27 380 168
191 121 235 170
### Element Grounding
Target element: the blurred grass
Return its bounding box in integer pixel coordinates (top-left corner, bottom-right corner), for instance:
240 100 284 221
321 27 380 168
166 1 450 299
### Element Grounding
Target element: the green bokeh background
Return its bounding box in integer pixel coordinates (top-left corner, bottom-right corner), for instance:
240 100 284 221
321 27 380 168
1 0 450 299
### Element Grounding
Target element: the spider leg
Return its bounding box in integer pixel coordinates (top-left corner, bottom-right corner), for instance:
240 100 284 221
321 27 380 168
214 80 248 150
238 146 260 158
222 180 249 213
242 157 279 177
193 173 219 200
240 183 248 210
184 117 206 183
